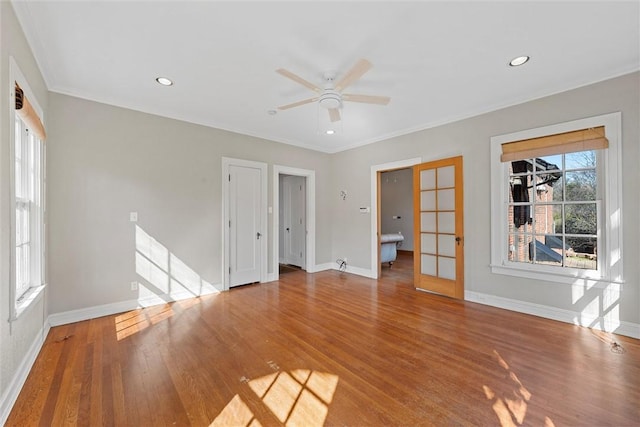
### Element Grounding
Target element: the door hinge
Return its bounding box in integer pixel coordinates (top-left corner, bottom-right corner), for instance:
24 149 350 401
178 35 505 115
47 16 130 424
229 220 231 228
228 174 231 181
229 267 231 274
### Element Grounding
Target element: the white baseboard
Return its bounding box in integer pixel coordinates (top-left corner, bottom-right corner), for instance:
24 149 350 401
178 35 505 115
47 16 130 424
313 262 334 272
266 273 277 282
0 322 50 426
271 262 377 279
465 290 640 339
48 299 140 327
268 263 326 279
48 287 222 327
332 264 376 279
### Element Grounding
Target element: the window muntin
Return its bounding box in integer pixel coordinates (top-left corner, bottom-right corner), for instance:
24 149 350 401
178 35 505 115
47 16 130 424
506 150 599 272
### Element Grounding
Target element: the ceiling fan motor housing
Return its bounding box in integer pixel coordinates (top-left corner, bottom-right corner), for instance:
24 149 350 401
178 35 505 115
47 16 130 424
319 90 342 109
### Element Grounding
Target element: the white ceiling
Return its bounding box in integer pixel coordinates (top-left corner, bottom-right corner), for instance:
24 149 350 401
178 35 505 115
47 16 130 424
11 1 640 153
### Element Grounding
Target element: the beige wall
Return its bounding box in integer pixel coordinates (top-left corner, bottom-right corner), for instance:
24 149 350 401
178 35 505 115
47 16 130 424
331 72 639 327
0 1 49 416
46 93 333 314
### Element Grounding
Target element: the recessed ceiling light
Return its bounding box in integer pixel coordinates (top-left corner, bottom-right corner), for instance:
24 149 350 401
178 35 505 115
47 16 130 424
267 109 277 116
509 56 530 67
156 77 173 86
325 130 335 135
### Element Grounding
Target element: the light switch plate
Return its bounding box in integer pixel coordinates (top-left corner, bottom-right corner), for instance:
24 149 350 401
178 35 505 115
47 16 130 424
130 212 138 222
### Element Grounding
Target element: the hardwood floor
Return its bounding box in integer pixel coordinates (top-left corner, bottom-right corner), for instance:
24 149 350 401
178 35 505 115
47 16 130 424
7 252 639 426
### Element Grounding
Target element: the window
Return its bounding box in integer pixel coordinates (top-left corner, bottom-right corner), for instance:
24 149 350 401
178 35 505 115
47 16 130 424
11 60 46 318
14 115 43 301
491 113 623 285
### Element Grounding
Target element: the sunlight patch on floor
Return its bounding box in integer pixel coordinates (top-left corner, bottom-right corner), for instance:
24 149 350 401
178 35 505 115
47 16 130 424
115 302 190 340
483 350 555 427
210 369 339 427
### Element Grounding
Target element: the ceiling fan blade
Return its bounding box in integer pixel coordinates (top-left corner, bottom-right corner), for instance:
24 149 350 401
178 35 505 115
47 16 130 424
343 94 391 105
335 58 372 92
276 69 321 93
328 108 341 122
278 97 318 110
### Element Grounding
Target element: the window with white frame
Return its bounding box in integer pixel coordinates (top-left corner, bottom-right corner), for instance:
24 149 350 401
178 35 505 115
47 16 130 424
490 113 623 285
14 115 43 300
11 70 46 317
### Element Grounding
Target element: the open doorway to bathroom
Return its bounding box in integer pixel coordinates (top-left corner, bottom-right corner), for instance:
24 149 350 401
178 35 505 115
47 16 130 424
378 168 414 280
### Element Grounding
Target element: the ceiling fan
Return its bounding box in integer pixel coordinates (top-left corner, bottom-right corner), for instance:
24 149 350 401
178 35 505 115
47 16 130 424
276 58 390 123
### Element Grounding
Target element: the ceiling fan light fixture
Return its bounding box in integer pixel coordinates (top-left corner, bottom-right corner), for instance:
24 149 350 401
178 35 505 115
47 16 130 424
155 77 173 86
509 56 530 67
318 92 342 110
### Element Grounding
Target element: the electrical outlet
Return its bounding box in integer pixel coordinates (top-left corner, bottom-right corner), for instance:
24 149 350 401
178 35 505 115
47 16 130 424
130 281 138 291
130 212 138 222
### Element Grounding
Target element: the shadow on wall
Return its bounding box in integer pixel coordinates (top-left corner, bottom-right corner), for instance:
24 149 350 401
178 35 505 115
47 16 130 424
571 279 621 333
135 225 220 307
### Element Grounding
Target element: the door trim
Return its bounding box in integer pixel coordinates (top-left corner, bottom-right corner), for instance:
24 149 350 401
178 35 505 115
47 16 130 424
370 158 422 279
272 165 316 281
222 157 268 290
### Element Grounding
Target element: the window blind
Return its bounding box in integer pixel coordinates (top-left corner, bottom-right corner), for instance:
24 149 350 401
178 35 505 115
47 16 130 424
500 126 607 162
15 83 46 141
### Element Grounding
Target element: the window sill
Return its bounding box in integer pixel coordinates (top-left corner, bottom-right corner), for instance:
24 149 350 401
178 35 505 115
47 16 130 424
11 284 46 321
490 264 623 289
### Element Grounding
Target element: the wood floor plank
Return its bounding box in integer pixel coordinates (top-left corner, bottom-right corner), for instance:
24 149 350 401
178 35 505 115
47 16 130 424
6 253 639 426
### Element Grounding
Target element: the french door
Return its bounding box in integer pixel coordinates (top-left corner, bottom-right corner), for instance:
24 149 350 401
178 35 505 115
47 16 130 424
413 156 464 298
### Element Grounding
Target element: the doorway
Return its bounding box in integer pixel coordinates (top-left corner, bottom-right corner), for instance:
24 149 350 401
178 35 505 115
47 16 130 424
379 168 414 279
280 174 306 269
272 165 316 280
371 158 422 279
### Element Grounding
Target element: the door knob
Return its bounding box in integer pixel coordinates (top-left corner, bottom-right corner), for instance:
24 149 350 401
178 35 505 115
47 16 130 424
286 227 290 232
456 236 462 245
257 232 262 239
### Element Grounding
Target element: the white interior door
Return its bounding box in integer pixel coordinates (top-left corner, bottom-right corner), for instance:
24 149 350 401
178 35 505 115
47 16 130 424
282 175 306 269
229 164 262 287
